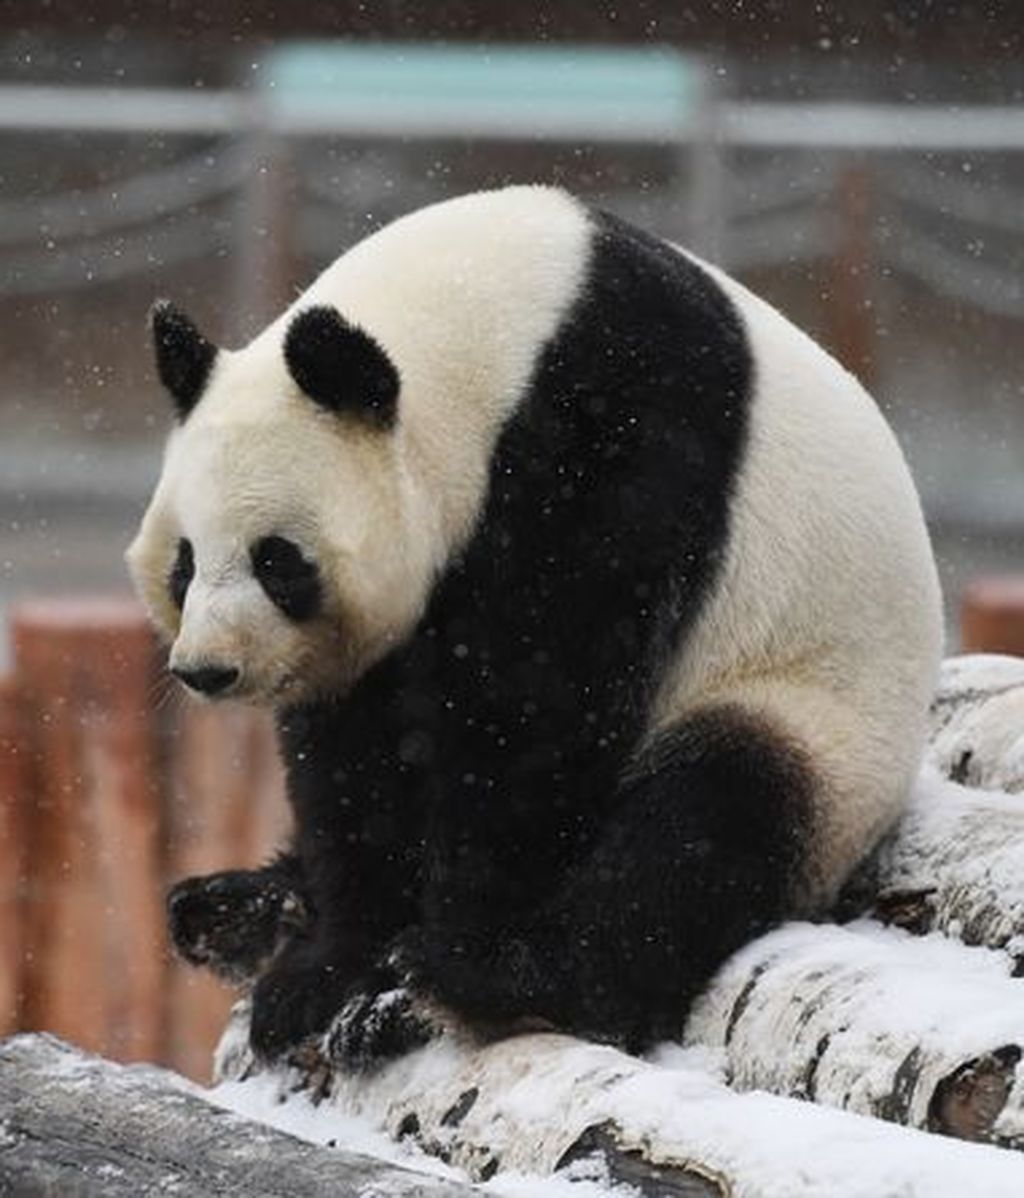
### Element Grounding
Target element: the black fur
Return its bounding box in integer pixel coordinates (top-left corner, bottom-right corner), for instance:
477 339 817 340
250 535 323 622
167 855 309 984
216 209 818 1064
325 975 440 1072
150 301 217 420
168 537 194 610
284 305 400 427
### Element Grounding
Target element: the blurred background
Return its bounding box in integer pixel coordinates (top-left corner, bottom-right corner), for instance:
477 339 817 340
0 1 1021 1080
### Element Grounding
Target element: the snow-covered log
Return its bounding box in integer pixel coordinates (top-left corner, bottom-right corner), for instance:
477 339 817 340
0 1032 476 1197
211 1001 1024 1197
684 919 1024 1146
865 772 1024 964
215 1003 728 1195
925 654 1024 794
211 919 1024 1182
860 655 1024 958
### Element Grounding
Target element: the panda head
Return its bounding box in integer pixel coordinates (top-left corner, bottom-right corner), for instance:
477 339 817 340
127 300 442 705
127 187 591 705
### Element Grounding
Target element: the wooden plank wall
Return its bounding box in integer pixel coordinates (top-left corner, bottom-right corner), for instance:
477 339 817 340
0 598 288 1081
961 578 1024 657
0 677 27 1039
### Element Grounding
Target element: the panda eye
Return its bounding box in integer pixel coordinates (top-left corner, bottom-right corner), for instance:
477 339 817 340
168 538 194 610
250 535 322 622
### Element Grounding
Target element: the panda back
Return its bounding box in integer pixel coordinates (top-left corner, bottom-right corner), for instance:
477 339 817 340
648 259 943 899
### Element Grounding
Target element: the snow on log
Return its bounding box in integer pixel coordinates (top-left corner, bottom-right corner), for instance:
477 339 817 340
0 1032 476 1197
214 1002 728 1196
210 1000 1024 1197
857 655 1024 958
684 919 1024 1147
925 654 1024 794
866 771 1024 964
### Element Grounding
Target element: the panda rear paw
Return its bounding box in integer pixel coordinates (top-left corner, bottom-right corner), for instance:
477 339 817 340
168 867 309 984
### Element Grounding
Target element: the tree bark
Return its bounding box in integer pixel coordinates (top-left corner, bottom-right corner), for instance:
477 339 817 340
0 1033 475 1197
866 776 1024 966
858 655 1024 959
925 654 1024 795
684 920 1024 1146
209 988 1024 1195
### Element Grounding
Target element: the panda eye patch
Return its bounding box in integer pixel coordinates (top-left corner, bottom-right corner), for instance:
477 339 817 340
250 535 322 622
168 538 194 610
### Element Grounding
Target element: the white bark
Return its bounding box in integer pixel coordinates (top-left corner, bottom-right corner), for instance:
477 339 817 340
212 998 1024 1197
869 772 1024 960
684 919 1024 1144
863 655 1024 957
925 654 1024 794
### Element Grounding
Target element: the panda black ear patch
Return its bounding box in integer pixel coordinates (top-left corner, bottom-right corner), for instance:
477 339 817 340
150 300 218 421
283 306 399 429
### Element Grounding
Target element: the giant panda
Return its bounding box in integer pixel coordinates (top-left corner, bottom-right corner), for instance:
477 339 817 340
127 185 942 1068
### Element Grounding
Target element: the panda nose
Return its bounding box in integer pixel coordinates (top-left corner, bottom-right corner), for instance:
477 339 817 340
172 664 239 696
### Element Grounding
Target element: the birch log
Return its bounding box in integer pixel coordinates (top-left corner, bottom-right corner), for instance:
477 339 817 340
866 773 1024 964
862 655 1024 958
925 654 1024 794
209 1000 1024 1197
683 920 1024 1146
215 1002 727 1196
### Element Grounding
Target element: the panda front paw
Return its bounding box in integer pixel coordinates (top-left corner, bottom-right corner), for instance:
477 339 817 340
249 949 353 1061
325 972 442 1073
167 868 310 983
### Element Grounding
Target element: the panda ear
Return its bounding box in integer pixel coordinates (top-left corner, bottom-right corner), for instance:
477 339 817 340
149 300 218 421
283 306 399 429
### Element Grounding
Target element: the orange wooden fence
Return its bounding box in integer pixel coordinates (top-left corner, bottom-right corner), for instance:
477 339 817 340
0 582 1021 1082
961 577 1024 658
0 597 288 1082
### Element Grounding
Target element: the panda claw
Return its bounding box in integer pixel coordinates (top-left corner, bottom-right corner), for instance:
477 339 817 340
326 981 441 1073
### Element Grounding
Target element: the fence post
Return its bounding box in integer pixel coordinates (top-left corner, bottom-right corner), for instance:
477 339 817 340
11 598 167 1062
961 577 1024 656
830 161 876 387
0 678 28 1036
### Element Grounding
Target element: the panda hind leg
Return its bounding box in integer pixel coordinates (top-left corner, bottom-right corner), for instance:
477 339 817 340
378 705 819 1054
553 703 819 1049
333 704 821 1064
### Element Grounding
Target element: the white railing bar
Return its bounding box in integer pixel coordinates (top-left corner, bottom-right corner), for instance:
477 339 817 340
1 86 1023 151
